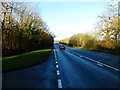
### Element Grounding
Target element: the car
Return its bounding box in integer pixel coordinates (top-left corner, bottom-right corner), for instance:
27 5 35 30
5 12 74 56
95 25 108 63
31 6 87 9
59 45 66 50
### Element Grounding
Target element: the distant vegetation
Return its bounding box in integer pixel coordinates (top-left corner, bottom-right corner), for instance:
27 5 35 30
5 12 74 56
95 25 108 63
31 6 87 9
59 2 120 55
0 2 54 57
69 34 96 49
59 38 70 45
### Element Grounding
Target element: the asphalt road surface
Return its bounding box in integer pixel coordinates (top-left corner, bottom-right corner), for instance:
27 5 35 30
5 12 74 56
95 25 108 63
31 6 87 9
2 43 120 88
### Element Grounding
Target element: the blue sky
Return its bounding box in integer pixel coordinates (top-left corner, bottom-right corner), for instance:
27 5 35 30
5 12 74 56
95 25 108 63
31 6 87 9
32 2 107 40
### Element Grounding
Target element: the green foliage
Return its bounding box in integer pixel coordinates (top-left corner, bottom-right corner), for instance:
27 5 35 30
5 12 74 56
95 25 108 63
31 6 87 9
59 38 70 45
69 33 96 49
0 2 54 56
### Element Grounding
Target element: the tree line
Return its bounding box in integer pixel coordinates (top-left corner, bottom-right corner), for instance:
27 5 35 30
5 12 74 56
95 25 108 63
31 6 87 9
59 2 120 55
0 2 54 57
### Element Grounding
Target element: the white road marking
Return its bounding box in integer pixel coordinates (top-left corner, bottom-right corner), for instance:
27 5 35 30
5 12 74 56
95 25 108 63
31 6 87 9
66 50 120 72
75 53 80 56
97 62 103 66
56 65 59 68
54 46 63 88
102 63 120 71
56 61 58 64
57 70 60 75
54 50 57 59
79 55 83 58
58 79 62 88
81 56 120 72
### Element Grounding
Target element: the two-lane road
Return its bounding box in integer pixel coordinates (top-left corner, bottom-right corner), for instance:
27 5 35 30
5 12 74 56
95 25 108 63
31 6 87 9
2 44 120 88
55 43 120 88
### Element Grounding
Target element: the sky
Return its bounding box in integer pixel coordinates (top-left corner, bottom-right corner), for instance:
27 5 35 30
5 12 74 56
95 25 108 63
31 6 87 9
32 2 108 40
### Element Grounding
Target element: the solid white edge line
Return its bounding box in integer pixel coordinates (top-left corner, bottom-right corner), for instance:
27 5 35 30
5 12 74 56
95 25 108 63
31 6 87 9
75 53 79 56
97 63 103 66
79 55 83 58
58 79 62 88
79 55 120 72
66 50 120 72
82 56 120 71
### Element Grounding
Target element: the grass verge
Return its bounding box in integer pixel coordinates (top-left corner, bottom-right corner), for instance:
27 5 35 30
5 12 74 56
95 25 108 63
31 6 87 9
1 49 52 72
73 46 120 55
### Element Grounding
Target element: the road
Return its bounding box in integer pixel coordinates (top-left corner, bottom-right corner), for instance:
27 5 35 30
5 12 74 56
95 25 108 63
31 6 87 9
2 43 120 88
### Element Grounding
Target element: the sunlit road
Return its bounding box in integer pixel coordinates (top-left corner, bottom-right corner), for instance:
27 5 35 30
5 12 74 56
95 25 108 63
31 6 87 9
2 43 120 88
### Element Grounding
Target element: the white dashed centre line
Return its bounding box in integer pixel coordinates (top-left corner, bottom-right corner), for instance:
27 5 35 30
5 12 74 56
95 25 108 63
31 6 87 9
56 65 59 68
55 59 57 60
54 49 57 59
57 70 60 75
58 79 62 88
54 47 63 88
56 61 58 64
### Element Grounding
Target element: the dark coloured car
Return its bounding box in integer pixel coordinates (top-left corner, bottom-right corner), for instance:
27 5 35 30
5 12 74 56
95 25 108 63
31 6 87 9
59 45 66 50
